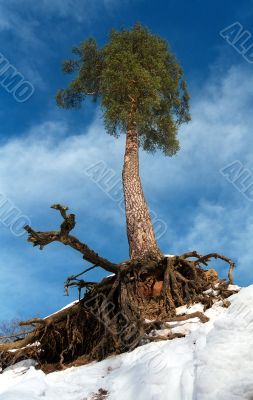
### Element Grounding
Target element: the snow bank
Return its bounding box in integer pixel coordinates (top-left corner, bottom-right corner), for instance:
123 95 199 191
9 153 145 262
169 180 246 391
1 286 253 400
195 285 253 400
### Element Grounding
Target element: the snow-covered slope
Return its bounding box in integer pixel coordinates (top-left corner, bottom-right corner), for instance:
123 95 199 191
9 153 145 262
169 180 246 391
1 285 253 400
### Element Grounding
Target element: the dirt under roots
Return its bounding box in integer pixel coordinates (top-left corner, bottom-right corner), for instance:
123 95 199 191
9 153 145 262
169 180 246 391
0 252 237 372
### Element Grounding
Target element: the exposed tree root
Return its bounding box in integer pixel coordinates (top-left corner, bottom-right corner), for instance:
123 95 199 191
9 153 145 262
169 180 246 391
0 205 238 372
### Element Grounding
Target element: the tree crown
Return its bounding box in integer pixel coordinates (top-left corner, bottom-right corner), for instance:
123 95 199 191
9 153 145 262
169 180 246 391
56 23 190 155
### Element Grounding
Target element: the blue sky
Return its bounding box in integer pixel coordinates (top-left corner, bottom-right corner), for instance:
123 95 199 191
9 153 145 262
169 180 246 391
1 0 253 322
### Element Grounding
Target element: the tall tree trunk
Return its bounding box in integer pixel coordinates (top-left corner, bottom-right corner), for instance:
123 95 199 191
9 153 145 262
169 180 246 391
122 125 161 259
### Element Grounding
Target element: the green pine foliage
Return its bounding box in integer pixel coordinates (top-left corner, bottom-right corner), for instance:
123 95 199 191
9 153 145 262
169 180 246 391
56 23 190 156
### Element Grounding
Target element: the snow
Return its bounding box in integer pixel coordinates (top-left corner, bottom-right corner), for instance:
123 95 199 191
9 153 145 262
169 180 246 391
46 300 79 318
1 286 253 400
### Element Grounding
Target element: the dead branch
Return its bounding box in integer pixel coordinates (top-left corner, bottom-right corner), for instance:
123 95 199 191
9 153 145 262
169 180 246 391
64 264 98 297
19 318 47 327
180 251 203 260
0 301 81 352
24 204 119 274
145 332 185 342
166 311 209 324
173 251 235 284
192 253 235 284
0 330 34 340
144 311 209 332
0 330 38 351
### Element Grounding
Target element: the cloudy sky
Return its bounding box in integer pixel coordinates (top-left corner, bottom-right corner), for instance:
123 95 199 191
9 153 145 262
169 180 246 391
0 0 253 321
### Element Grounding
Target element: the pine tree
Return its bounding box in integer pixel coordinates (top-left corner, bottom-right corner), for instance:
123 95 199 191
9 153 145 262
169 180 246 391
0 26 236 368
56 23 190 260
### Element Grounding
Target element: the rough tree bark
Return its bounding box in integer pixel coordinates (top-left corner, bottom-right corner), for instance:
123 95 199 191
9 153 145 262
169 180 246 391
123 96 161 260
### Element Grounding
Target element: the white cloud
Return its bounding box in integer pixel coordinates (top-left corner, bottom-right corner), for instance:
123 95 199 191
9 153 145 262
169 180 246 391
0 118 123 212
0 0 133 34
40 0 129 19
0 0 137 86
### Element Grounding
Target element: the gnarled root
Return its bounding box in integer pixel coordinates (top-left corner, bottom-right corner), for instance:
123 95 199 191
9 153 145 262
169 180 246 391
0 206 238 372
0 253 237 371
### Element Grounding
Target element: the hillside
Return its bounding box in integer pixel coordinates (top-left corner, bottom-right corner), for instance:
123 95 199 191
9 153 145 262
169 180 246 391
1 284 253 400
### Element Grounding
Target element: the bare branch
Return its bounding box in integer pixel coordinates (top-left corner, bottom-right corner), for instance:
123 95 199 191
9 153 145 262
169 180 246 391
180 251 203 260
24 205 119 274
19 318 47 327
174 251 235 285
0 330 34 340
192 253 235 284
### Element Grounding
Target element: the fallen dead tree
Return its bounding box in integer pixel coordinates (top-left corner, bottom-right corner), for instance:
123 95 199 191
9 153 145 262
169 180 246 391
0 205 238 372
